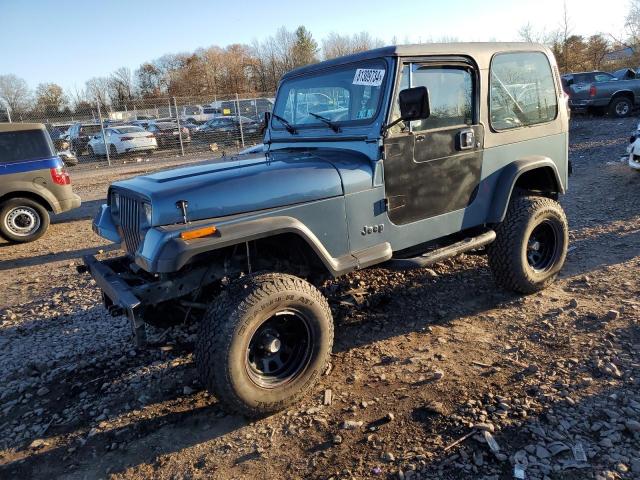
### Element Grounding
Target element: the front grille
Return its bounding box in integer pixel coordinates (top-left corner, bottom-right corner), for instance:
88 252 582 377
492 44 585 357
118 195 142 254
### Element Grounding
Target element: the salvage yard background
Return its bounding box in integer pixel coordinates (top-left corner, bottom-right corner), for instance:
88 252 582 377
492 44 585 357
0 113 639 479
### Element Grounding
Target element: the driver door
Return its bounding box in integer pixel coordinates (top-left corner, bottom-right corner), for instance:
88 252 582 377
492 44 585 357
384 60 483 225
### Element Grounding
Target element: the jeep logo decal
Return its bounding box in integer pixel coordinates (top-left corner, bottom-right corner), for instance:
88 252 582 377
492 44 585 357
361 224 384 235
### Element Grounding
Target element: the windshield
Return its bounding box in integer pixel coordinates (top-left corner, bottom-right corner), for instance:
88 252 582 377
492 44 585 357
272 59 388 130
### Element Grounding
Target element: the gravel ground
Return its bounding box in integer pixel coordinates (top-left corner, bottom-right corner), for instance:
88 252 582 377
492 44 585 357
0 116 639 480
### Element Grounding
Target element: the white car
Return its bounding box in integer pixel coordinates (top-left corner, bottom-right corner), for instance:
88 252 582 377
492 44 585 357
87 126 157 157
626 122 640 171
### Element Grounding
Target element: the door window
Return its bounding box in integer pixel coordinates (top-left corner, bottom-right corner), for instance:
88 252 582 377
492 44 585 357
389 63 474 133
410 66 473 131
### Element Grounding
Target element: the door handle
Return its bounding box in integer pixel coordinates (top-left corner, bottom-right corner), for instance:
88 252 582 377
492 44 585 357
458 129 475 150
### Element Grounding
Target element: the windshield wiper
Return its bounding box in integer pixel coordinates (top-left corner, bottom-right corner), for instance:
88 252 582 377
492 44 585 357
272 114 297 134
309 112 341 133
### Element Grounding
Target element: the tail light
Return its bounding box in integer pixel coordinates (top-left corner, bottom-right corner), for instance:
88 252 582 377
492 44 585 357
120 136 134 141
50 166 71 185
589 85 597 97
182 127 188 134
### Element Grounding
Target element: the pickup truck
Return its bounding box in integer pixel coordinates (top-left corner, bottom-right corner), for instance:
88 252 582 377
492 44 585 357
564 70 640 117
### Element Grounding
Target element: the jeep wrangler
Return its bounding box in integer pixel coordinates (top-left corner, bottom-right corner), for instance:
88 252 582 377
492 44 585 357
82 43 569 417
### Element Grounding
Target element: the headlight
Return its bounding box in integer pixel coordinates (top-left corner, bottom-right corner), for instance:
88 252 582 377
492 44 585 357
112 192 120 212
143 202 152 225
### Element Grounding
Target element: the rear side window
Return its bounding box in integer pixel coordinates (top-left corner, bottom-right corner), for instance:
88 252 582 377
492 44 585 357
490 52 558 131
0 130 55 163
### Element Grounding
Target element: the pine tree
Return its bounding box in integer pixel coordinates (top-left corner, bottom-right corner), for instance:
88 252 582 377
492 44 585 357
291 26 318 68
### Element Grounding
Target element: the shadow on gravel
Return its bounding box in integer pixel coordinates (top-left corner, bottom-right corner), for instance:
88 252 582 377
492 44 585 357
331 261 514 353
0 243 118 270
51 198 104 224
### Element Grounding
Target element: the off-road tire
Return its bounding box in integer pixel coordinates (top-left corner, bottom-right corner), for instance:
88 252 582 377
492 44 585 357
0 198 50 243
609 97 633 118
487 195 568 294
196 273 334 417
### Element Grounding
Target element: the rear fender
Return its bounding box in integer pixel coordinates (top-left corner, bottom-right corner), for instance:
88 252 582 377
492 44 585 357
487 157 564 224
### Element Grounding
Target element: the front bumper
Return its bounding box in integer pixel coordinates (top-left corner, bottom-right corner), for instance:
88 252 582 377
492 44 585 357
82 254 146 346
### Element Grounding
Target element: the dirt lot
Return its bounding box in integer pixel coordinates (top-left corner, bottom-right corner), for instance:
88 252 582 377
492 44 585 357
0 116 639 480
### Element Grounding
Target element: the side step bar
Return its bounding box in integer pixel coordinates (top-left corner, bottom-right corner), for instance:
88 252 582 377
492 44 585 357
385 230 496 270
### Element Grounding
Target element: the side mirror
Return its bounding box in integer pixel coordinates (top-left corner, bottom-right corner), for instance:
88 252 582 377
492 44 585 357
382 86 430 135
399 86 430 121
261 111 271 134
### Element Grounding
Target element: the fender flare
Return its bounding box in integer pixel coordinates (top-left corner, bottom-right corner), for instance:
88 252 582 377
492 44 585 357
610 89 635 102
0 183 57 212
148 216 377 276
487 156 564 224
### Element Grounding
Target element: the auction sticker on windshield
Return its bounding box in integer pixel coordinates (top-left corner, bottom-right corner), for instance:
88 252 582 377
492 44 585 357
353 69 385 86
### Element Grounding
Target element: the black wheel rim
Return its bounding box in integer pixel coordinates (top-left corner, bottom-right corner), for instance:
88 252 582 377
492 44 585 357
246 310 313 389
526 220 560 272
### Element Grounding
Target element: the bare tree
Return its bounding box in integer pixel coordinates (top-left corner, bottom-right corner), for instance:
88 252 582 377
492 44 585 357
559 1 572 71
85 76 110 109
0 74 32 115
109 67 135 105
322 32 383 60
626 0 640 45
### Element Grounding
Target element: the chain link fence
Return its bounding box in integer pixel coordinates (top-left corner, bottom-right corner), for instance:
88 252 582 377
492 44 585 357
5 92 274 169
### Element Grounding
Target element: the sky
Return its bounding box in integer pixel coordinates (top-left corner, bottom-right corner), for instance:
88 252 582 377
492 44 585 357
0 0 630 92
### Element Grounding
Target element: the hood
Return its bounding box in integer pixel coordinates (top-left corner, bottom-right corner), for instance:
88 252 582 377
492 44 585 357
112 151 361 226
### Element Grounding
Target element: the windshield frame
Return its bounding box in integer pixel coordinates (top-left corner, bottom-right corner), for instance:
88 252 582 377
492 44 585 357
271 58 391 133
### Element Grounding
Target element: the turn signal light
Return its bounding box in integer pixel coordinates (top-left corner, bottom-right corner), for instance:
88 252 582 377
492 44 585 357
180 226 217 240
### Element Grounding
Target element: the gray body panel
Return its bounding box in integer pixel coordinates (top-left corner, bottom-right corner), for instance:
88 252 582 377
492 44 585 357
92 42 568 281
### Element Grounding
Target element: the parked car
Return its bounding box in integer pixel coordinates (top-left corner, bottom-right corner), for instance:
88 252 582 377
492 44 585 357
613 68 639 80
562 70 640 117
0 123 81 242
180 105 219 123
83 43 569 417
625 122 640 171
193 116 261 145
219 97 274 121
147 122 191 148
68 122 102 155
44 124 78 166
129 120 152 129
87 126 157 157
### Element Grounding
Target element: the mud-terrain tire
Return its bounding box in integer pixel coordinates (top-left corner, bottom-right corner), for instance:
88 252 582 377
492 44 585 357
0 197 50 243
609 96 633 118
487 195 568 294
196 273 334 417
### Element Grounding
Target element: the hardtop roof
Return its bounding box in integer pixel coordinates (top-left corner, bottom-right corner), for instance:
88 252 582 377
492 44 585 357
0 122 48 133
282 42 550 80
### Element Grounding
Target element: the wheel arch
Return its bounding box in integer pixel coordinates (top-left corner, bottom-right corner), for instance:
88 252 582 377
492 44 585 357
151 216 358 277
0 190 55 212
487 157 564 224
610 90 635 103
